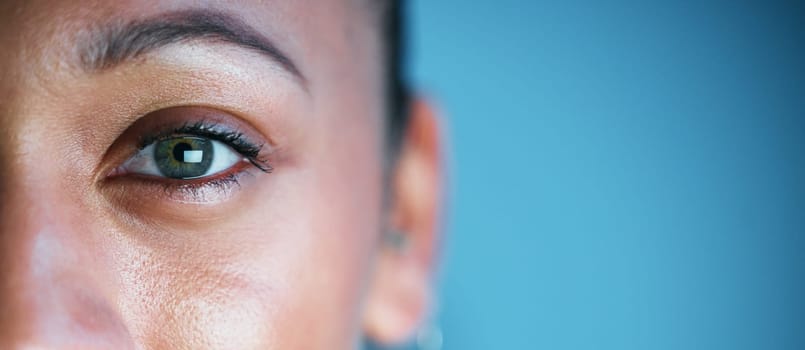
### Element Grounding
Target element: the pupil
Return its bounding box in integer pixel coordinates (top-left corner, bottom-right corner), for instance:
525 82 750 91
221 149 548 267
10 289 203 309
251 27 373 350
173 142 193 162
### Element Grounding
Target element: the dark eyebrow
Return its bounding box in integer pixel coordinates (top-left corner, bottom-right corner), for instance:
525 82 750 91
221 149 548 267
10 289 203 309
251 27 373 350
81 9 306 85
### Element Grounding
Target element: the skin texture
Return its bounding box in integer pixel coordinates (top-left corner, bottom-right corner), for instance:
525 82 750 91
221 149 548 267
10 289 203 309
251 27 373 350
0 1 442 349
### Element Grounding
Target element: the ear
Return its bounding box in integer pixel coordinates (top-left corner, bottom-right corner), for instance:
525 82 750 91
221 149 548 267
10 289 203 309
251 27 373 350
363 97 444 346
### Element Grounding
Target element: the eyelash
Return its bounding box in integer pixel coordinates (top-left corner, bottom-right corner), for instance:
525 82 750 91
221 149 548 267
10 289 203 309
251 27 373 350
138 120 273 174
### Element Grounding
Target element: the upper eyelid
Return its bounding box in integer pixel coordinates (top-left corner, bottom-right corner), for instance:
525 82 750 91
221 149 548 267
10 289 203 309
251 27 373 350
140 120 258 151
136 121 271 172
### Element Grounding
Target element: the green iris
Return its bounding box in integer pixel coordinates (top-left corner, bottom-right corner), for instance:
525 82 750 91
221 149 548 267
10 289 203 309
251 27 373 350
154 136 214 179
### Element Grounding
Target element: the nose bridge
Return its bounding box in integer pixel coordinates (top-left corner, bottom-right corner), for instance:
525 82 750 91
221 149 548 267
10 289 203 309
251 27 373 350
0 103 90 266
0 140 77 268
0 173 79 288
0 148 68 282
0 146 134 349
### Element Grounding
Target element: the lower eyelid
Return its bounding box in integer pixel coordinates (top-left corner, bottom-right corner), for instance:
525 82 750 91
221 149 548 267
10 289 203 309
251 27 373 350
159 172 250 203
100 167 256 211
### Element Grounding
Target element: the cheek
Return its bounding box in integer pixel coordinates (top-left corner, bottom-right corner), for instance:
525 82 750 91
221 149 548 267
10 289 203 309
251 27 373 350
110 135 384 349
254 129 385 348
114 246 277 349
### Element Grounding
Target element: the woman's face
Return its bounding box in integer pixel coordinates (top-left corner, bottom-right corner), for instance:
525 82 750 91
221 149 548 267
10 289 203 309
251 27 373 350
0 1 441 349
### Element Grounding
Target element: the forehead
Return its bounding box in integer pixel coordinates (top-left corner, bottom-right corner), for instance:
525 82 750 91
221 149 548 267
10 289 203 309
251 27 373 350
0 0 382 87
0 0 373 40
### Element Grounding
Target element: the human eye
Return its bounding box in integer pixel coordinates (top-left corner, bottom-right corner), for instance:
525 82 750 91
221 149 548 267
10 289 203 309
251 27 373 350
116 132 265 180
102 106 273 204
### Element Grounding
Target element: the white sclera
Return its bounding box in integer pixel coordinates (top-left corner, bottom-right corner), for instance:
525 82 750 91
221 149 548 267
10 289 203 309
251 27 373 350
183 150 204 163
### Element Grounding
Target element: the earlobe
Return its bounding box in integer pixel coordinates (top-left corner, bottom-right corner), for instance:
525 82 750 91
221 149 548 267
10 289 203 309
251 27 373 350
363 97 444 346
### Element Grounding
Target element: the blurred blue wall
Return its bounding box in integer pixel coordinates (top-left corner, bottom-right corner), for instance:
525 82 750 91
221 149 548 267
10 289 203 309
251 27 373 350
408 1 805 349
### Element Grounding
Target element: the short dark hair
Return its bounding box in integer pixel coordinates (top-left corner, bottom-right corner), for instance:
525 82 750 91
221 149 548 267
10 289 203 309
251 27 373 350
382 0 409 154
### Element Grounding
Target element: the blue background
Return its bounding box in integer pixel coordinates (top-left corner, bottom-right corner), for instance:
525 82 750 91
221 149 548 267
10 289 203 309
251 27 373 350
408 1 805 349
